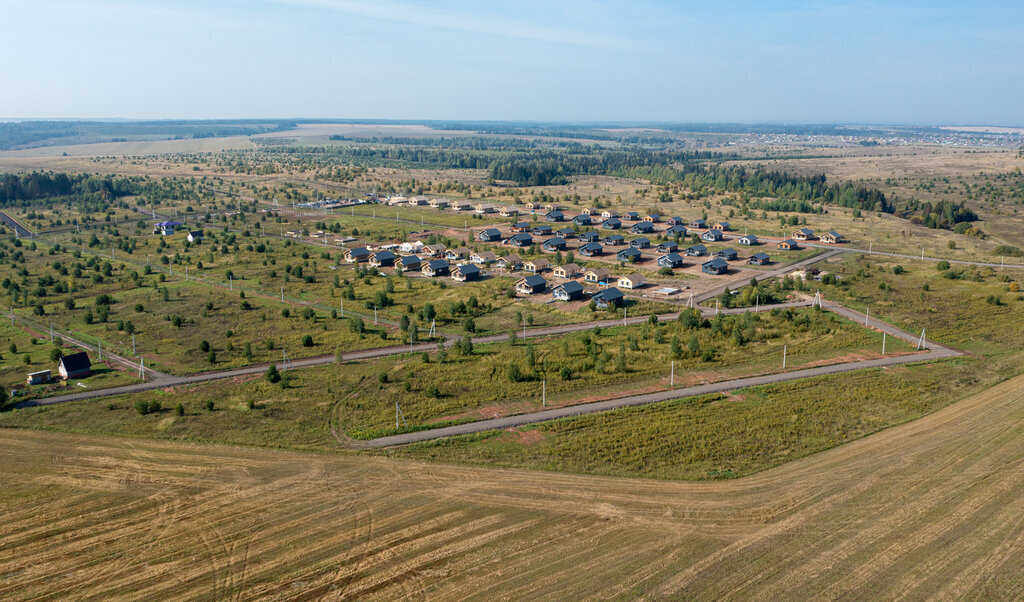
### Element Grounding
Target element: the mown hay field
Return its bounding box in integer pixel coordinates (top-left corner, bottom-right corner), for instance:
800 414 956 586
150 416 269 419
2 368 1023 599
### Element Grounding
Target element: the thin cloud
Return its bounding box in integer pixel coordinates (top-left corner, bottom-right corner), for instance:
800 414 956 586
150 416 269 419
271 0 631 49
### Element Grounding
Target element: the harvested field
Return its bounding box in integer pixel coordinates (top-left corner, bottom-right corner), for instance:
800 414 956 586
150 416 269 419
2 371 1024 599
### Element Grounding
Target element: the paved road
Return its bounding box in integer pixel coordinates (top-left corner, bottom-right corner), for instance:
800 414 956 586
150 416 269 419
0 211 34 238
365 345 960 448
366 305 961 448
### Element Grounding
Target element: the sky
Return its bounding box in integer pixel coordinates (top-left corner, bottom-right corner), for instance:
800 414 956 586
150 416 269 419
1 0 1021 124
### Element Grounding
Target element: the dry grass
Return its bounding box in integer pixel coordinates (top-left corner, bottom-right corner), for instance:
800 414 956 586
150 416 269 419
2 370 1023 598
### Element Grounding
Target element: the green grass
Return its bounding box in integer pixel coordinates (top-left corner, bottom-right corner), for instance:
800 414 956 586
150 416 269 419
0 305 917 443
381 353 1016 480
0 322 138 401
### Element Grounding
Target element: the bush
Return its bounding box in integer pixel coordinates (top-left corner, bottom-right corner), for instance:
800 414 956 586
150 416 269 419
246 399 256 410
199 340 211 352
426 385 441 398
175 403 185 416
265 364 281 383
560 365 573 380
205 400 215 411
281 308 290 318
994 244 1024 258
936 260 950 271
301 334 314 347
134 400 150 415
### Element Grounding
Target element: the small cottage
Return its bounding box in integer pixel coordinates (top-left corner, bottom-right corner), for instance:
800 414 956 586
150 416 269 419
58 352 92 380
552 281 585 301
591 287 625 309
701 258 729 275
515 275 547 295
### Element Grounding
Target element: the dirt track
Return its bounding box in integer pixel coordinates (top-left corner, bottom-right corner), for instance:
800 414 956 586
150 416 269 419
2 371 1023 599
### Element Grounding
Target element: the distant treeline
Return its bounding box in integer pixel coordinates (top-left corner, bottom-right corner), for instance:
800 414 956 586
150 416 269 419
328 135 547 149
0 120 296 150
0 172 137 206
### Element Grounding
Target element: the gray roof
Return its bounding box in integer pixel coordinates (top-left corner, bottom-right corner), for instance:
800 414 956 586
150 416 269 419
555 281 584 295
592 287 624 301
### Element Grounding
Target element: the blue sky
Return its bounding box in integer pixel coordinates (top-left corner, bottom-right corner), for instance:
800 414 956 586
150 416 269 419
1 0 1021 124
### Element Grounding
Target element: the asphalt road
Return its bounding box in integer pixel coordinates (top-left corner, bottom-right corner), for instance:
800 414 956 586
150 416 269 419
366 308 961 448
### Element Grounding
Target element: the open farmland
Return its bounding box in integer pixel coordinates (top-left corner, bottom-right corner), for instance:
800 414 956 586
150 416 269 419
3 369 1024 599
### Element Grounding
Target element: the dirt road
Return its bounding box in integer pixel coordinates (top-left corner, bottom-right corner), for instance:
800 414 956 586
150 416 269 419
1 370 1022 599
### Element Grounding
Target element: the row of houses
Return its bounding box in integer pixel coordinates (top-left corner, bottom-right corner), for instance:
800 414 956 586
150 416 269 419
514 276 626 308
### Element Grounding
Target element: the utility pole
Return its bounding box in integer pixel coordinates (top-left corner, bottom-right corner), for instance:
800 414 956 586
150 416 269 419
339 297 344 317
98 341 102 361
865 307 869 326
374 306 377 325
542 380 546 406
139 357 145 380
132 333 136 355
917 328 926 350
670 360 674 386
783 344 787 369
882 332 886 355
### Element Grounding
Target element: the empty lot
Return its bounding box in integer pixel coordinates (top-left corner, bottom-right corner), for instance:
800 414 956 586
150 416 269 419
2 370 1023 599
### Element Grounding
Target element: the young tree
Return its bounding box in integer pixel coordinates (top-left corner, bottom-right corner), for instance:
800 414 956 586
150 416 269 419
265 364 281 383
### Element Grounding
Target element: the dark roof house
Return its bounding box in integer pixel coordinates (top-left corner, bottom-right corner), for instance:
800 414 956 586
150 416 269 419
701 257 729 275
552 281 585 301
591 287 625 309
58 352 92 380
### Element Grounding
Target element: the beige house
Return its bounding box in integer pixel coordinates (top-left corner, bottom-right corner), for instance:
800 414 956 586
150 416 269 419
553 263 582 279
524 258 551 273
617 274 646 289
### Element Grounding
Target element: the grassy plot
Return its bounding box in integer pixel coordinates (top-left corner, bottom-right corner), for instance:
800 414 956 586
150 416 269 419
0 322 137 401
813 254 1024 354
382 353 1010 480
0 306 917 447
21 278 391 375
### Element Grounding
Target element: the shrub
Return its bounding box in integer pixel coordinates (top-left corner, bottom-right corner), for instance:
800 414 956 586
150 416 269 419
175 403 185 416
199 340 211 352
560 365 573 380
265 364 281 383
936 260 950 272
134 399 150 415
301 334 314 347
246 399 256 410
205 400 215 411
426 385 441 398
